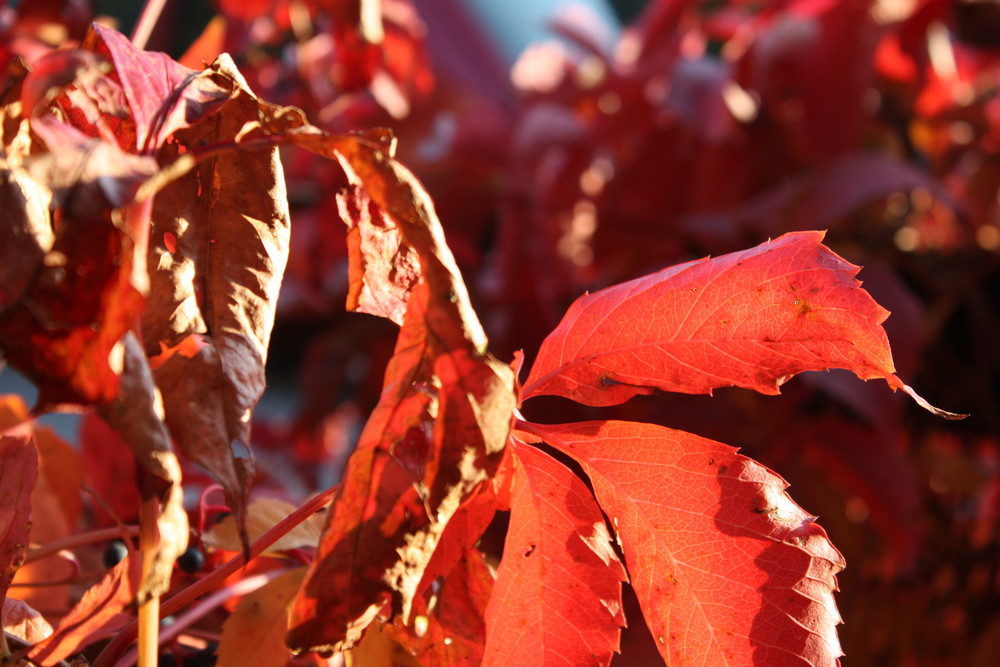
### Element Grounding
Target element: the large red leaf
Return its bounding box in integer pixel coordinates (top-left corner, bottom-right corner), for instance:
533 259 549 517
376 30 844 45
483 440 625 666
522 231 964 419
286 136 516 653
521 420 845 666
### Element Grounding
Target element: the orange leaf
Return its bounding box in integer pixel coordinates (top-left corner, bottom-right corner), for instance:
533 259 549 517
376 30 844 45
216 567 307 667
26 553 142 666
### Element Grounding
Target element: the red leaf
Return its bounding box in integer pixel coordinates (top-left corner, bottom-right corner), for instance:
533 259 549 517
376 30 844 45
522 420 845 665
26 553 142 666
483 440 625 666
522 231 965 419
84 24 230 152
386 549 495 667
0 435 38 613
0 121 156 409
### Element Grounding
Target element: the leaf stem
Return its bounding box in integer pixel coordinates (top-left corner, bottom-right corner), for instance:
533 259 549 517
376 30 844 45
24 526 141 564
137 498 160 667
92 486 337 667
131 0 169 50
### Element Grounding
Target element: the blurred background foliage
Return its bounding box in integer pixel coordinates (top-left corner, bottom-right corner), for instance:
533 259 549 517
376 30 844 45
2 0 1000 663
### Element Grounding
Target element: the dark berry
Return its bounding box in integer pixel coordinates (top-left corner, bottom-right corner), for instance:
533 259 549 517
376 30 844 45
102 540 128 568
177 546 205 574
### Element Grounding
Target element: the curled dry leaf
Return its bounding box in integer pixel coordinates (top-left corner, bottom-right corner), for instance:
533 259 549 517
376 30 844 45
265 134 517 653
338 186 420 325
141 55 291 531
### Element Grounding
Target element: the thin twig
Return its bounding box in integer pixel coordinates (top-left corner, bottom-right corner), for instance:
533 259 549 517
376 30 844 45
130 0 169 50
25 526 141 564
91 486 337 667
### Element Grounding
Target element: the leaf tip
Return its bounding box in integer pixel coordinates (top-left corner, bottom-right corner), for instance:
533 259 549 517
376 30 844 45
897 381 968 420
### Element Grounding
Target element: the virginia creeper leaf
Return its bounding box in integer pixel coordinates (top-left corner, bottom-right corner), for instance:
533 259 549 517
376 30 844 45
522 420 845 666
26 553 141 666
483 440 625 667
286 137 516 654
522 231 965 419
386 548 495 667
0 435 37 627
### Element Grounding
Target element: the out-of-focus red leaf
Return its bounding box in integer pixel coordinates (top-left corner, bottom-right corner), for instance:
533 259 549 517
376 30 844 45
738 0 877 164
79 412 140 527
0 434 37 623
26 553 141 666
285 135 516 654
678 154 956 251
15 424 83 614
523 419 845 665
216 566 306 667
483 440 625 666
522 231 964 419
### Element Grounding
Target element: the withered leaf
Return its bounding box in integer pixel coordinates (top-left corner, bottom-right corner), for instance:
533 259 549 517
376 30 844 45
278 134 516 653
141 56 291 530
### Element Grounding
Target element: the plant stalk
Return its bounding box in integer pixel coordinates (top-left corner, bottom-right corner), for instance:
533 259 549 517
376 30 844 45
136 497 160 667
130 0 169 50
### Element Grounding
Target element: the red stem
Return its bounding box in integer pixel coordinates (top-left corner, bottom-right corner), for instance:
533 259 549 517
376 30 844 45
91 486 337 667
131 0 169 50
